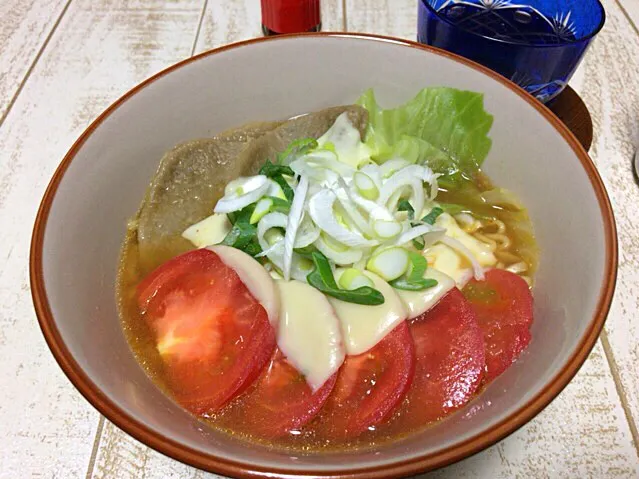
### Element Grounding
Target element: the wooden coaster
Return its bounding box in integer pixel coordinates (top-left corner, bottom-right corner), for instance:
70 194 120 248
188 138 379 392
546 85 593 151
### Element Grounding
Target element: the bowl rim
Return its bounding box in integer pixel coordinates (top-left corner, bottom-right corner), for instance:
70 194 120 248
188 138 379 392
30 32 617 478
418 0 606 48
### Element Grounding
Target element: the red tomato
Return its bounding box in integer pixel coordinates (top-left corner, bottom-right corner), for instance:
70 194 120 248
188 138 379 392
316 321 415 438
218 349 337 438
137 248 276 415
396 288 485 427
463 269 534 382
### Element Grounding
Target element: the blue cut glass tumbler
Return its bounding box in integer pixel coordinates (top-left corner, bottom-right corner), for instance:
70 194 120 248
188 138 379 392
417 0 605 103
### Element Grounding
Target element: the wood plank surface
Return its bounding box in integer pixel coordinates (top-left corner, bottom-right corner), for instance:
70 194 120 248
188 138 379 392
618 0 639 32
0 0 70 122
0 0 203 477
193 0 344 53
574 0 639 455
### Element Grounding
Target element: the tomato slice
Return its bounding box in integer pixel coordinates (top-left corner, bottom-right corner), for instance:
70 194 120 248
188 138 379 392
216 349 337 438
316 321 415 438
136 248 276 414
396 288 485 427
463 269 534 382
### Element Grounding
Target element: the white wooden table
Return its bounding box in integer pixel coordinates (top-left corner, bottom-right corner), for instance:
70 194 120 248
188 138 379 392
1 1 638 477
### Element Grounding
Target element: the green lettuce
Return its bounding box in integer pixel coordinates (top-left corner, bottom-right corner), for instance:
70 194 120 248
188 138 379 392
356 88 493 178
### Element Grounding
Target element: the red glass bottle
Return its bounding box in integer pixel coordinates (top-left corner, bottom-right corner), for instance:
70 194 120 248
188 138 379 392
261 0 321 36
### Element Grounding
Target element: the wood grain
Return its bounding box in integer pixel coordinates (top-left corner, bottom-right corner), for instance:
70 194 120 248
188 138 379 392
427 343 638 478
0 0 203 477
571 0 639 454
0 0 69 121
618 0 639 33
193 0 344 54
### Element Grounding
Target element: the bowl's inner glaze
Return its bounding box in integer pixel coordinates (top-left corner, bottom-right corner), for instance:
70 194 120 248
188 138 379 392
39 35 609 473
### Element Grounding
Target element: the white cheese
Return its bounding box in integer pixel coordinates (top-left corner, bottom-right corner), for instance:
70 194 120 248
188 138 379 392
329 271 407 355
435 213 497 267
208 245 279 326
425 243 474 288
395 268 456 319
182 213 231 248
276 280 345 391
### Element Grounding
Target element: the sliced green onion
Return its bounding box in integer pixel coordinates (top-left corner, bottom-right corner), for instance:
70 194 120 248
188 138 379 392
393 224 445 249
378 166 428 218
406 251 428 281
366 247 410 281
259 160 295 178
412 237 425 250
267 180 287 200
221 222 256 250
221 204 261 254
250 198 274 224
293 215 320 248
214 175 270 214
372 219 402 239
264 228 284 245
308 189 377 248
268 196 291 214
320 232 349 252
333 178 375 237
322 141 336 153
315 233 363 265
273 174 294 202
380 158 411 178
294 245 318 259
390 278 438 291
397 199 415 220
422 206 444 225
389 252 438 291
307 251 384 305
353 171 379 200
338 268 374 290
283 176 309 280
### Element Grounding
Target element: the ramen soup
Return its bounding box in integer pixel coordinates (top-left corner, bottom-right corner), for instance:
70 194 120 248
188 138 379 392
117 87 538 451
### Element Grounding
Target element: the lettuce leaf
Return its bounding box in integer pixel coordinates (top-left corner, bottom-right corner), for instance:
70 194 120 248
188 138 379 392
356 88 493 177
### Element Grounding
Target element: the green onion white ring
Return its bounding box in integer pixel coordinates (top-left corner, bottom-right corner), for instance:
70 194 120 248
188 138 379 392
283 176 309 280
214 175 270 214
308 189 378 248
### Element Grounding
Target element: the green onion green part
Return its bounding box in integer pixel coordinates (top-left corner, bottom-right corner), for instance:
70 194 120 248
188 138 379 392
307 251 385 305
422 206 444 225
397 199 415 220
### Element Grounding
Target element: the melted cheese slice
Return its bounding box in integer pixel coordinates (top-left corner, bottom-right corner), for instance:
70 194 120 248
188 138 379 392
329 271 407 355
208 245 279 326
183 213 231 248
396 268 456 319
276 280 345 391
425 244 473 288
435 213 497 267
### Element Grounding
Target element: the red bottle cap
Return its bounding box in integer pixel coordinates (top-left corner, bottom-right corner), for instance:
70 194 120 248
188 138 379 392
261 0 321 34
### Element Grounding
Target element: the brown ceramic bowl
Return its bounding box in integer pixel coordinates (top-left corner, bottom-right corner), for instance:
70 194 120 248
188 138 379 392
30 33 617 478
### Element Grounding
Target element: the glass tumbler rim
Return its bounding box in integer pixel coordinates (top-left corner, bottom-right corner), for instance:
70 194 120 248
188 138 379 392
419 0 606 48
